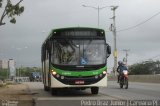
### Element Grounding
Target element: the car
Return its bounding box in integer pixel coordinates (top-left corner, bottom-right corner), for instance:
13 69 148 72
29 72 41 82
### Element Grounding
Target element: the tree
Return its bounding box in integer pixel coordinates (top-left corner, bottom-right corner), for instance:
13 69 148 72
0 0 24 26
129 60 160 75
16 67 41 77
0 69 8 79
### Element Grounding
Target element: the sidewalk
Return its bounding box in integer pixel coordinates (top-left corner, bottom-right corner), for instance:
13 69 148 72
0 83 34 106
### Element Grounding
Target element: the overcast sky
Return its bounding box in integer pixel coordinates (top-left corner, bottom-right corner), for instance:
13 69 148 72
1 0 160 70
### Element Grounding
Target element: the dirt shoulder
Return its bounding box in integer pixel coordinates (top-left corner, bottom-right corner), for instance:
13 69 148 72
0 83 34 106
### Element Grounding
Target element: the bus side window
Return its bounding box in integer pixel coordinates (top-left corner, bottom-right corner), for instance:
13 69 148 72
51 42 54 63
45 50 48 59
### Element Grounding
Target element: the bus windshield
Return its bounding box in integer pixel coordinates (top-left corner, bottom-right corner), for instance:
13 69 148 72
51 39 106 65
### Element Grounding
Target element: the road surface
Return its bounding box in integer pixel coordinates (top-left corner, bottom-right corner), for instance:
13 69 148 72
24 81 160 106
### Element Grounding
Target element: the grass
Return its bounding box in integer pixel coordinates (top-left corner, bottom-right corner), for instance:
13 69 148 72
0 83 7 88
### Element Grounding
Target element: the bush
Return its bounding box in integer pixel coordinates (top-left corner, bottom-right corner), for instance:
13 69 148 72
0 69 8 79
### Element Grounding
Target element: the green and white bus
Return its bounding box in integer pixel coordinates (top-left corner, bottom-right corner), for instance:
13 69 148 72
41 27 111 95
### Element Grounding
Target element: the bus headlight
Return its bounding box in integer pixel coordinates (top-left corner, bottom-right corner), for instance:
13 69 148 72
51 71 57 76
56 74 60 78
99 74 102 77
103 71 107 75
95 75 98 79
61 76 64 79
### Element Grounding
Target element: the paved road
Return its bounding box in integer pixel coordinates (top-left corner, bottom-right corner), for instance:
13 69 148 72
101 81 160 100
24 81 160 106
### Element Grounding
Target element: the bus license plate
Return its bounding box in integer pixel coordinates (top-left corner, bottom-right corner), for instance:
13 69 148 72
75 81 84 84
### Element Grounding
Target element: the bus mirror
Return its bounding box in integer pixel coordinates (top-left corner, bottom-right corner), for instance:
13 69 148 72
107 45 111 55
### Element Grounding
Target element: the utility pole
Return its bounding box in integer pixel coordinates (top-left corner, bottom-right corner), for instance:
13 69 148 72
110 6 118 76
98 6 99 28
123 49 130 66
82 5 110 28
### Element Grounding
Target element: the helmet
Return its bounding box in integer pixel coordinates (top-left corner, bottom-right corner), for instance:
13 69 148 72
118 61 123 65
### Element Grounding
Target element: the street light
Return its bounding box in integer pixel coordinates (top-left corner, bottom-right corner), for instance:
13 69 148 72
123 49 130 66
82 5 110 28
13 46 28 77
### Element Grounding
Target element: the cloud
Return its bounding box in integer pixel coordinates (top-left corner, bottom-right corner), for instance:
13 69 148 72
1 0 160 68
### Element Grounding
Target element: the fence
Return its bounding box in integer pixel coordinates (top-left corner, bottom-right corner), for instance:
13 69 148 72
108 75 160 83
14 77 30 83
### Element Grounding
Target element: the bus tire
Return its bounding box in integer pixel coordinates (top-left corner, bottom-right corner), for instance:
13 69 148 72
91 87 99 94
44 85 49 91
125 79 128 89
51 88 57 95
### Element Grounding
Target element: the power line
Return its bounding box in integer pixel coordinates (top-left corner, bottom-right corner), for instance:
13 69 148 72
117 11 160 32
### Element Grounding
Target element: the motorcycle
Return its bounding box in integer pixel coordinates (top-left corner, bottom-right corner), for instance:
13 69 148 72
119 70 128 89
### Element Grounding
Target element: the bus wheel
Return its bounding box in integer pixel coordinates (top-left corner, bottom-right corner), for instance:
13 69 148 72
44 85 49 91
124 79 128 89
51 88 57 95
91 87 99 94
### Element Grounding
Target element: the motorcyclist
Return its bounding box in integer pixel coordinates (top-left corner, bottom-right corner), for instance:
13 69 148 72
117 61 128 83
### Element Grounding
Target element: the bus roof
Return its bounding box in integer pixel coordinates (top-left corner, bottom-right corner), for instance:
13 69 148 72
52 27 104 32
42 27 105 45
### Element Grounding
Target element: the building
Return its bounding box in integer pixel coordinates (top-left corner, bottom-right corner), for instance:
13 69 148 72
0 60 9 69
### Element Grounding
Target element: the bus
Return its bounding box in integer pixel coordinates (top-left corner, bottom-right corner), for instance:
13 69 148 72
41 27 111 95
